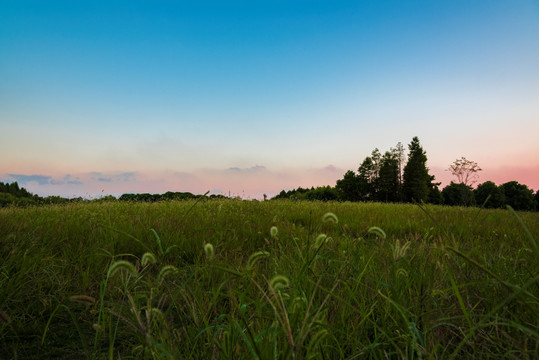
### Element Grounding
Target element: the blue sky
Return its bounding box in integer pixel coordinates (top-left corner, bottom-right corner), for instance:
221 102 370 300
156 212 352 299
1 1 538 198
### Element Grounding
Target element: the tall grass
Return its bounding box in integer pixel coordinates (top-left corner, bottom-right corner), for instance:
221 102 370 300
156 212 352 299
0 199 537 359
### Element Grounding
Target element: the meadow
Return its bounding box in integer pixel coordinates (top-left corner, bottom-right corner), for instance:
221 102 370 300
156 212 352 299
0 199 538 359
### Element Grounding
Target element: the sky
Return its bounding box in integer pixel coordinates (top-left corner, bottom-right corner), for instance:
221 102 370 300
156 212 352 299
1 0 538 199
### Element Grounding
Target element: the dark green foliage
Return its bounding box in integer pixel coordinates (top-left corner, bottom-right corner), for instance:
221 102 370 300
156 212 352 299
474 181 505 208
402 137 432 203
42 196 71 205
356 156 378 200
442 182 475 206
0 181 215 207
0 181 87 207
122 193 158 202
118 191 204 202
162 191 198 201
336 147 399 202
272 187 310 200
0 181 39 207
335 170 360 201
0 181 34 198
303 186 339 201
376 151 399 202
274 189 289 199
428 182 443 204
334 143 407 204
501 181 535 211
0 193 17 207
273 186 338 201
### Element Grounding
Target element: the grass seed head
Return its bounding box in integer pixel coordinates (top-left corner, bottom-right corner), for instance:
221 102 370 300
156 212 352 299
270 226 278 238
150 308 165 323
367 226 386 239
292 296 307 312
322 212 338 224
141 252 157 266
393 240 411 260
396 268 409 278
269 275 290 291
158 265 178 281
108 260 138 278
204 243 214 260
246 251 270 270
313 234 331 249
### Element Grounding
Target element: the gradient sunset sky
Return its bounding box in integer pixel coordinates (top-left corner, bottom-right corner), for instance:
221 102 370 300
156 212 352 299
1 0 538 199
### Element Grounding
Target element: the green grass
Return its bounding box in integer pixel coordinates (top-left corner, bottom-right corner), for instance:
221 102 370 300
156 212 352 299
0 199 538 359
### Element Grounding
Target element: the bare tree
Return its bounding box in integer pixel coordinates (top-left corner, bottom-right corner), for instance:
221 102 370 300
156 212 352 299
447 157 482 186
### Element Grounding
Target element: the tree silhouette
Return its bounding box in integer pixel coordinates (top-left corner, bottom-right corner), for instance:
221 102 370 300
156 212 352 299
442 182 475 206
357 156 377 200
474 181 505 208
377 151 399 202
402 137 432 203
447 157 482 186
336 170 360 201
501 181 535 211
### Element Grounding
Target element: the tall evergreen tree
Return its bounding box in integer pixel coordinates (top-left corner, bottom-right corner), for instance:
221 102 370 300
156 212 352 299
402 137 431 203
357 156 377 200
377 151 399 202
428 175 443 204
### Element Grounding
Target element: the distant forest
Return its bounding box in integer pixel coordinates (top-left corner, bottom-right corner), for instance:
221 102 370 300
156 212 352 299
274 137 539 211
1 137 538 211
0 182 224 208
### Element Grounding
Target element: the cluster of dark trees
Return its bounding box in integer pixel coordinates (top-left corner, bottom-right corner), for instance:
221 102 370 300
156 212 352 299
274 186 339 201
0 181 99 207
118 192 225 202
443 180 538 211
0 181 33 198
273 137 539 211
0 181 69 207
0 183 227 207
335 137 441 203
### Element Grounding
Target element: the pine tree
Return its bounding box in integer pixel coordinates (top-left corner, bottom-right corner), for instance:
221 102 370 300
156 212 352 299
377 151 399 202
357 156 377 200
403 137 431 203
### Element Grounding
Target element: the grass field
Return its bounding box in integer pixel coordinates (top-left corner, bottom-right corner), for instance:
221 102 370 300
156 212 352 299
0 199 538 359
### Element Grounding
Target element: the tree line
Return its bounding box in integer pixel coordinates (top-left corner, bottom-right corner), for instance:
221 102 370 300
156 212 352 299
0 184 225 208
1 136 537 210
274 137 539 211
0 181 45 207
